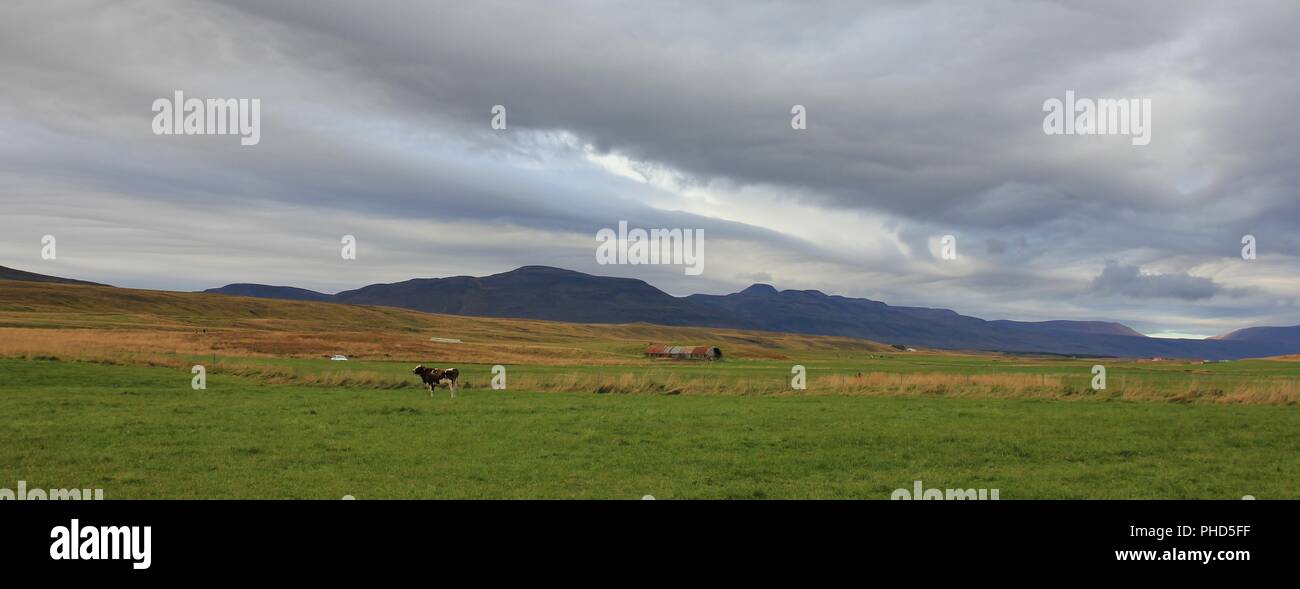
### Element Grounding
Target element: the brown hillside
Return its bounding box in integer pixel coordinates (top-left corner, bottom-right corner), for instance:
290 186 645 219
0 280 894 365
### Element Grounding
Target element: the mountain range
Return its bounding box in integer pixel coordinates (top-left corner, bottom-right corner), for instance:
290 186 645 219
199 265 1300 360
3 264 1297 359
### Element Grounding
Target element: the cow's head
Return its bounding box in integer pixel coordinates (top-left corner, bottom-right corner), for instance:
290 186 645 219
412 365 427 375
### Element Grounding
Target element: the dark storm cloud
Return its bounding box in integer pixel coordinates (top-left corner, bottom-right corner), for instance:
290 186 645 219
1091 261 1222 301
211 0 1300 224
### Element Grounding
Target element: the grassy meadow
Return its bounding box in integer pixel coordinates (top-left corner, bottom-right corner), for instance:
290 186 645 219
0 280 1297 498
2 359 1296 499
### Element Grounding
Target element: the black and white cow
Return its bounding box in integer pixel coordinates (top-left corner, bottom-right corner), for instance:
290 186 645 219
412 365 460 398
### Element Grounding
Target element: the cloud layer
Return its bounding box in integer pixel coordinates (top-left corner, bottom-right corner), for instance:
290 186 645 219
2 0 1298 337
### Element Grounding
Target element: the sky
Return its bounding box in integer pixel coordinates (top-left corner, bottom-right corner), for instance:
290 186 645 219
2 1 1298 338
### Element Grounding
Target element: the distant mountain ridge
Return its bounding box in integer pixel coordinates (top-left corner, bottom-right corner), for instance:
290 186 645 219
207 283 333 302
1212 325 1300 350
204 265 1300 360
0 265 109 287
685 284 1147 352
330 266 748 327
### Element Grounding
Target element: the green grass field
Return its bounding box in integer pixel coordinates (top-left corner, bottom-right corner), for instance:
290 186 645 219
3 358 1296 499
2 281 1296 499
203 350 1300 397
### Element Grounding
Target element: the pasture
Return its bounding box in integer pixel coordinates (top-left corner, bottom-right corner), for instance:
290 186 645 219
0 280 1297 498
2 359 1296 499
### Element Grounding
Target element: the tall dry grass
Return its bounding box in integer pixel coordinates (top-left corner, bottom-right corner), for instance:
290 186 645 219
465 371 1299 404
0 327 642 366
3 328 1296 404
812 373 1300 404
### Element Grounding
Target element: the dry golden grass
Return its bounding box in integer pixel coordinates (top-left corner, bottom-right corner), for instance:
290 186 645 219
0 327 647 366
4 327 1293 403
456 371 1298 404
813 373 1299 404
0 328 242 359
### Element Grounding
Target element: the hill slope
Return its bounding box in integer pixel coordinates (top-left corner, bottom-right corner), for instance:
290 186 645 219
0 280 893 364
0 265 109 287
1214 325 1300 348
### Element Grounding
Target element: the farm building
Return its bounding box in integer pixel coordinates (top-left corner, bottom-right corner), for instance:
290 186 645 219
644 345 723 360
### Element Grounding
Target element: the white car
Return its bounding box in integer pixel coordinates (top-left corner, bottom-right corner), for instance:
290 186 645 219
330 355 349 361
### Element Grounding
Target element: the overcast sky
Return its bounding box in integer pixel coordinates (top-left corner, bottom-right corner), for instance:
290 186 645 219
2 1 1298 337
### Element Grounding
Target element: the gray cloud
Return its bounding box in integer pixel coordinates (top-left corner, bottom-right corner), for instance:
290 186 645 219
1091 261 1222 301
0 0 1297 335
